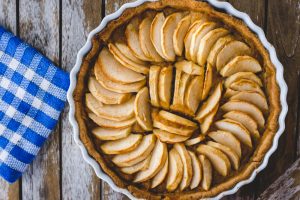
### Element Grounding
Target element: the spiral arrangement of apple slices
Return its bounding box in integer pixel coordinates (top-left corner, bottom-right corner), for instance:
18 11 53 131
85 10 268 192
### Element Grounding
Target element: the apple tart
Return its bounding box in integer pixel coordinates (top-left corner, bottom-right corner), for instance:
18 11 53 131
74 0 280 199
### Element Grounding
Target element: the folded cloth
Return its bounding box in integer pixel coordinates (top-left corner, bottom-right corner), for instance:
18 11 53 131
0 26 69 183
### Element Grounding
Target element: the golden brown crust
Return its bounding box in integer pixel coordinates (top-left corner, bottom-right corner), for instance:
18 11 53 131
73 0 281 198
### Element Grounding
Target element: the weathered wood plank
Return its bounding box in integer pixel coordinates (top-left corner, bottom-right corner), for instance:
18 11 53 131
61 0 102 199
0 1 20 200
19 1 60 199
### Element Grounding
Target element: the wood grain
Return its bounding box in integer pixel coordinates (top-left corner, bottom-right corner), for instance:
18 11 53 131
61 0 102 199
19 1 60 199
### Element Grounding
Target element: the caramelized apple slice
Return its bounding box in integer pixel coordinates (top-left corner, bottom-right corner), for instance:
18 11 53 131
230 91 268 112
153 129 189 144
150 12 167 59
159 110 197 128
88 113 136 129
185 75 204 114
224 72 262 88
224 88 239 98
202 63 213 100
158 65 173 109
151 156 169 188
120 156 151 174
188 151 202 189
114 42 146 65
185 135 206 146
200 103 219 134
175 60 204 75
229 79 265 96
131 122 144 133
173 15 191 56
198 155 212 191
166 148 184 192
92 126 131 141
101 134 143 155
149 65 161 107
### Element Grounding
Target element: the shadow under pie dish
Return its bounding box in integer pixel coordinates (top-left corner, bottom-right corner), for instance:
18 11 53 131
69 0 286 199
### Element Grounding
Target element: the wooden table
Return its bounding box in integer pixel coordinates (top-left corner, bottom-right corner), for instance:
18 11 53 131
0 0 299 199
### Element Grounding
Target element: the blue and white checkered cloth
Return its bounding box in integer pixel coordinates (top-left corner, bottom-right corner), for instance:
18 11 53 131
0 26 69 183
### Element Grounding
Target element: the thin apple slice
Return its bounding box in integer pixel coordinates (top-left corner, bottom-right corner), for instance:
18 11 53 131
216 40 251 72
230 91 268 112
158 110 197 128
126 17 152 61
197 28 229 66
112 134 156 167
131 122 144 133
172 68 183 106
101 134 143 155
174 143 193 191
88 113 136 128
221 100 265 128
88 77 131 104
229 79 265 96
208 130 241 157
94 60 146 93
178 73 192 106
114 42 146 65
92 126 131 141
207 35 234 66
139 16 164 62
162 12 183 61
224 72 262 88
173 15 191 56
166 148 184 192
188 151 202 189
121 156 151 174
202 63 213 100
151 156 169 188
200 103 219 134
86 93 135 121
207 141 240 170
215 119 252 148
134 87 153 131
224 88 239 98
175 60 204 75
108 43 149 74
185 75 204 114
198 155 212 191
224 111 260 139
197 144 231 176
153 129 189 144
195 82 222 121
149 65 161 107
134 139 168 182
220 56 262 77
158 65 173 109
185 135 206 146
150 12 167 59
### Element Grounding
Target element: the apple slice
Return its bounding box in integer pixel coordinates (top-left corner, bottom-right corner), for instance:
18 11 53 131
221 100 265 128
230 91 268 112
121 156 151 174
112 134 156 167
200 103 219 134
197 144 231 176
94 61 146 93
161 12 183 61
158 110 197 128
174 143 193 191
151 156 169 188
195 82 222 121
166 148 184 192
185 135 206 146
101 134 143 155
220 56 262 77
178 73 192 106
224 111 260 139
153 129 189 144
185 75 204 114
150 12 167 59
108 43 149 74
88 113 136 128
92 126 131 141
114 42 146 65
175 60 204 75
158 65 173 109
229 79 265 96
134 139 168 182
88 77 131 104
139 16 164 62
126 17 152 61
149 65 161 107
197 28 229 66
207 35 234 66
224 88 239 98
215 119 252 148
207 141 240 170
172 68 183 106
216 40 251 71
202 63 213 100
198 155 212 191
85 93 135 121
224 72 262 88
173 15 191 56
134 87 153 131
208 130 241 157
188 151 202 189
131 122 144 133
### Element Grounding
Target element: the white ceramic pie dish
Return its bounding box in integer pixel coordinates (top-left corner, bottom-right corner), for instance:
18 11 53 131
67 0 288 199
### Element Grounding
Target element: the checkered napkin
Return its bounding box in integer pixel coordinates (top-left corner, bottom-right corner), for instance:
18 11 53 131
0 26 69 183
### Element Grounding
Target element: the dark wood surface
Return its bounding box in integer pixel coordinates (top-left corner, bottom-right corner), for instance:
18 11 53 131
0 0 299 199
